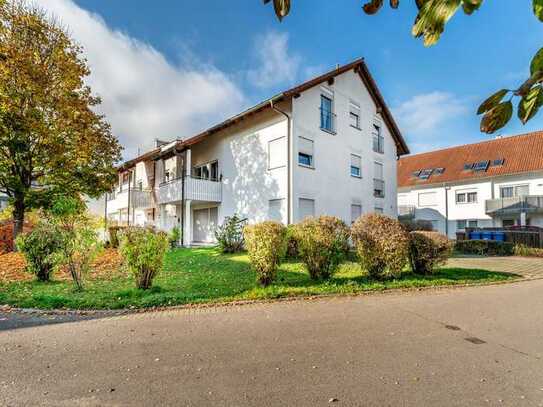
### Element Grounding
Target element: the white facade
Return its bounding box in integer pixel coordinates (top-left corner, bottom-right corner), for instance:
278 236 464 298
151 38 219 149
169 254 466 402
106 66 405 245
398 172 543 238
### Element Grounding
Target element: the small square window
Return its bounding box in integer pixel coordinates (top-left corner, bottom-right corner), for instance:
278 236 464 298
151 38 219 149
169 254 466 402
350 112 360 129
350 154 361 178
298 153 313 167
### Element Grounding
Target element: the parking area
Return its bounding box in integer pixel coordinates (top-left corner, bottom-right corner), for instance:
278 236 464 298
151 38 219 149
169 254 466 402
447 256 543 280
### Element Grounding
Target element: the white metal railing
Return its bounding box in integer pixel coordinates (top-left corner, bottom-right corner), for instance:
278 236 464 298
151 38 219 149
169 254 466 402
485 195 543 215
106 189 154 215
157 175 222 204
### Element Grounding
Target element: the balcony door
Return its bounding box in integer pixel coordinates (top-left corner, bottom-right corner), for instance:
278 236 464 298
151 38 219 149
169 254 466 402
193 207 218 243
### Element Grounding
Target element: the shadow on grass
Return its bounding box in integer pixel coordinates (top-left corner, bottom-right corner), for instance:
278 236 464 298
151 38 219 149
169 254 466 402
0 248 522 315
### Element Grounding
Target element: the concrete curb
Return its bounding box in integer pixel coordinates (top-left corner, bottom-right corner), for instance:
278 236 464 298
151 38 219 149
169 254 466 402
2 274 541 317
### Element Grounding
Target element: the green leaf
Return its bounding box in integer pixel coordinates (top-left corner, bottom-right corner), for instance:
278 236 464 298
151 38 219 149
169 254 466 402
518 85 543 124
530 48 543 76
477 89 508 115
534 0 543 21
412 0 462 46
480 101 513 134
462 0 483 15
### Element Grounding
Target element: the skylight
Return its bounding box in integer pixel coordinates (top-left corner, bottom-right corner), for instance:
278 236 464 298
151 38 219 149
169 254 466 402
419 169 433 180
491 158 505 166
434 167 445 175
473 160 490 172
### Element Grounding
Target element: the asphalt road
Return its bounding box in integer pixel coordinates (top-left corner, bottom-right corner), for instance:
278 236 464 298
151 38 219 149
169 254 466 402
1 280 543 406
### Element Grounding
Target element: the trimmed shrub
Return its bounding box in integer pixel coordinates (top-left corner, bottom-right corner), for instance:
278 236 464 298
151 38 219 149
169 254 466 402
514 244 543 258
293 216 350 280
48 196 100 291
215 214 246 253
285 224 299 259
408 231 452 275
400 219 434 232
244 221 286 287
351 213 409 280
455 240 514 256
169 226 181 248
119 227 169 289
16 221 63 281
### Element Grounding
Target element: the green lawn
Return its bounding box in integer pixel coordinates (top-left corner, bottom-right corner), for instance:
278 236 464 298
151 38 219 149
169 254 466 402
0 248 518 310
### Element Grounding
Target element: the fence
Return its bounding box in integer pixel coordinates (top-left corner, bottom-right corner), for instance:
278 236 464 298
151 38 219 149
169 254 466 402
463 226 543 249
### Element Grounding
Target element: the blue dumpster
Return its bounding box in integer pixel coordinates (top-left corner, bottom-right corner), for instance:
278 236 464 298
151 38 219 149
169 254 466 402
481 231 493 241
494 231 506 242
470 231 482 240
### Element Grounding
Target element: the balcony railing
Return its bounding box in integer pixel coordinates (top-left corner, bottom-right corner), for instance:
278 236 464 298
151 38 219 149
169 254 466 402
398 205 416 219
320 108 337 134
157 175 222 204
485 195 543 216
374 178 385 198
106 188 154 214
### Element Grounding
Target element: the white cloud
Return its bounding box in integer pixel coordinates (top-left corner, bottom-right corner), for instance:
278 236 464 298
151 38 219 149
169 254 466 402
247 31 301 88
41 0 246 160
393 91 469 135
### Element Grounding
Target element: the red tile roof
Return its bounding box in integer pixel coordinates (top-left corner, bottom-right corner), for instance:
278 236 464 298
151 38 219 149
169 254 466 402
398 131 543 188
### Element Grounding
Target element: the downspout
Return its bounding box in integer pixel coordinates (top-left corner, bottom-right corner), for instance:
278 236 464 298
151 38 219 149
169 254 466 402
180 150 186 246
127 172 131 227
270 99 292 225
444 184 449 237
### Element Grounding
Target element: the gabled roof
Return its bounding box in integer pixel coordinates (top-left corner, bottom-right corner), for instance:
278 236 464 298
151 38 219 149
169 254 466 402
121 58 408 169
398 131 543 188
179 58 408 155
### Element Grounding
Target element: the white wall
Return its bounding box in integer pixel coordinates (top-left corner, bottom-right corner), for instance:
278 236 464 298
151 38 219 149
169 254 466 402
190 105 290 225
292 69 399 224
398 171 543 237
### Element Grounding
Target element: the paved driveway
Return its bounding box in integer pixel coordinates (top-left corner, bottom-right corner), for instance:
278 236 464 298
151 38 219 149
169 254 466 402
2 279 543 406
447 256 543 280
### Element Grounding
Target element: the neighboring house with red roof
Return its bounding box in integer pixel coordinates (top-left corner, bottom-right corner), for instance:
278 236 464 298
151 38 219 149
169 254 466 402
397 131 543 238
106 59 409 245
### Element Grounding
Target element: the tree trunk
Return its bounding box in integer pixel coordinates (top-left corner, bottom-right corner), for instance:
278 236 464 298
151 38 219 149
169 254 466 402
12 195 25 249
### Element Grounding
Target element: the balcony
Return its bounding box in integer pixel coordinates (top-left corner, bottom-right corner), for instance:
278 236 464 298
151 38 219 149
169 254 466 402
157 176 222 204
373 179 385 198
106 188 154 215
398 205 416 220
485 196 543 216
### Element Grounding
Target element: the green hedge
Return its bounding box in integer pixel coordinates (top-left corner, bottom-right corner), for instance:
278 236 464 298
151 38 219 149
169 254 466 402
455 240 514 256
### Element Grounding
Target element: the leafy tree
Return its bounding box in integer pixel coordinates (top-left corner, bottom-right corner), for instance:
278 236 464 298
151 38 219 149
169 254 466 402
0 0 121 242
263 0 543 134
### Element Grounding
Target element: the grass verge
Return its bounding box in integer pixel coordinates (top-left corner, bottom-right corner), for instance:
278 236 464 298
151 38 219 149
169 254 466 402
0 247 518 310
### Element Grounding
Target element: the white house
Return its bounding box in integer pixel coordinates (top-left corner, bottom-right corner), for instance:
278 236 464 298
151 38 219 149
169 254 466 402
106 59 409 246
397 131 543 238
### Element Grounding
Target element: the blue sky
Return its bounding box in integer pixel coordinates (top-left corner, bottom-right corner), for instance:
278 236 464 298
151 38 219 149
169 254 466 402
45 1 543 158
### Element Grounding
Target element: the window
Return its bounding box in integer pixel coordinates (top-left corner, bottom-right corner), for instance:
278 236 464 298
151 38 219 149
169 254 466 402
372 124 384 154
193 161 218 181
298 137 314 168
349 101 361 129
350 154 361 178
268 199 285 222
500 185 529 198
374 207 384 214
268 137 286 170
320 94 335 133
419 169 433 180
299 198 315 220
136 181 143 191
351 204 362 224
456 191 477 204
373 162 385 198
418 192 437 207
457 220 478 230
473 160 490 172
